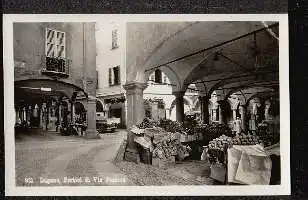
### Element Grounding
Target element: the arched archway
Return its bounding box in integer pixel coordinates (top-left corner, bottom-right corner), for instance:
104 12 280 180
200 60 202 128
169 97 192 121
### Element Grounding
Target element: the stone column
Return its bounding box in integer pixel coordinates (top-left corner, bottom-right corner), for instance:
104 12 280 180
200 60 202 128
232 109 237 121
71 101 76 125
57 103 62 131
218 103 224 124
123 82 147 163
174 91 185 124
85 96 98 139
123 82 148 128
22 107 26 122
199 96 210 124
151 101 159 121
121 101 127 128
40 104 44 129
165 108 170 119
27 106 31 122
264 100 271 120
239 105 246 131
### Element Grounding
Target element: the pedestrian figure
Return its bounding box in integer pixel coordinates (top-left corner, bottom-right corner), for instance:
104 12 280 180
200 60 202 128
233 117 242 135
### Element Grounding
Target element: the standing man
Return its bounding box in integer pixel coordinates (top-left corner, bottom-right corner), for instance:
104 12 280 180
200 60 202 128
233 117 242 135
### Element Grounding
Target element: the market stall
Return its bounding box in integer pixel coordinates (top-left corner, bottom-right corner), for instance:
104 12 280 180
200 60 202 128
207 131 280 185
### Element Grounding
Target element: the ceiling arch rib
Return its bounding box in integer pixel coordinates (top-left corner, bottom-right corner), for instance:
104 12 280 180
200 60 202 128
207 69 279 96
127 21 278 85
184 27 278 92
246 91 279 107
229 87 276 105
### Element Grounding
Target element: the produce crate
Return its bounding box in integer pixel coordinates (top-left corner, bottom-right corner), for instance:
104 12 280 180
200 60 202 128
139 147 152 164
152 156 175 167
210 163 226 183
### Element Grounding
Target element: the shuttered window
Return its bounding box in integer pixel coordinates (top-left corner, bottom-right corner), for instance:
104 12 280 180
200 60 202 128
109 66 120 86
45 28 65 58
108 68 112 85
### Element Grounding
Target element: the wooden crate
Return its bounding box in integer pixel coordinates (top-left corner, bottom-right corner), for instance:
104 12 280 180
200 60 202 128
210 163 226 183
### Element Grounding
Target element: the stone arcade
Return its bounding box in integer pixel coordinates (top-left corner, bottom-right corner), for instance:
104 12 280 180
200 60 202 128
123 21 279 162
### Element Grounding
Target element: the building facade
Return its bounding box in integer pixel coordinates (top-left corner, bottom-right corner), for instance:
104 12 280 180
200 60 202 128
96 21 127 128
14 22 98 138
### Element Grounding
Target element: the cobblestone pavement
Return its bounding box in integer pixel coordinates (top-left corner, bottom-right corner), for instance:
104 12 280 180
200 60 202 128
15 129 133 186
15 129 214 186
115 160 214 185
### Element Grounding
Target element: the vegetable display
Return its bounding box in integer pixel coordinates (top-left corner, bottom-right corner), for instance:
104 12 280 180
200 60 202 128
231 133 262 145
208 135 233 151
137 117 159 129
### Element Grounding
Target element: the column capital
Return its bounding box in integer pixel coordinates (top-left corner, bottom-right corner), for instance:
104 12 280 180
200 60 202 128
87 95 96 102
123 82 147 91
172 91 185 98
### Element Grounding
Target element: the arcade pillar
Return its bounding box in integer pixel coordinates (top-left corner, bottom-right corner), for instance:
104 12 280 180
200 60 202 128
85 96 98 139
218 102 224 124
239 105 246 131
123 82 147 163
199 95 210 124
173 91 185 124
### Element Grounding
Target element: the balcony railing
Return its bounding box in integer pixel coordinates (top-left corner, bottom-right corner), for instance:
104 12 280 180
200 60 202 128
41 56 71 78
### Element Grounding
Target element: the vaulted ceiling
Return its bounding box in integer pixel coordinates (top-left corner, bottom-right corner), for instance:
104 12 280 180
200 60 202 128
126 21 279 100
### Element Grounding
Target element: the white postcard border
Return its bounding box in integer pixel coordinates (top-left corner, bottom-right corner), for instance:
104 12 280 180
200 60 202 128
4 14 290 196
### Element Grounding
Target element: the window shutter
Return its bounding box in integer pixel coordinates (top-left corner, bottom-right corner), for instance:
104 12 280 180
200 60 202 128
117 66 121 85
108 68 112 85
113 66 120 85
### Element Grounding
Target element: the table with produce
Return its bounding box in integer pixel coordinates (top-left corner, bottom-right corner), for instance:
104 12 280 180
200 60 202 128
128 117 280 185
130 118 193 167
206 131 280 185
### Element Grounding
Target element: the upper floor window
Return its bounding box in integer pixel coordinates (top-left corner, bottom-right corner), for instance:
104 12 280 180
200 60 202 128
154 69 162 84
112 29 119 49
45 28 65 58
44 28 68 75
109 66 120 86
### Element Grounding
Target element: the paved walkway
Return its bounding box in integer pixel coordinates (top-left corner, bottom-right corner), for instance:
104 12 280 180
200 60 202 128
15 129 133 186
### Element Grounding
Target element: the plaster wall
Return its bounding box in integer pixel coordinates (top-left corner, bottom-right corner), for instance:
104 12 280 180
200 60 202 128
96 21 126 97
13 22 97 96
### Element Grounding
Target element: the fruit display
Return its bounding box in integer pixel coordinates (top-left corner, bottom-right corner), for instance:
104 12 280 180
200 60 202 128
158 119 184 133
152 140 179 159
134 119 192 164
137 117 159 129
152 132 191 161
183 114 198 135
198 123 232 146
208 135 233 151
256 121 279 147
231 133 263 145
